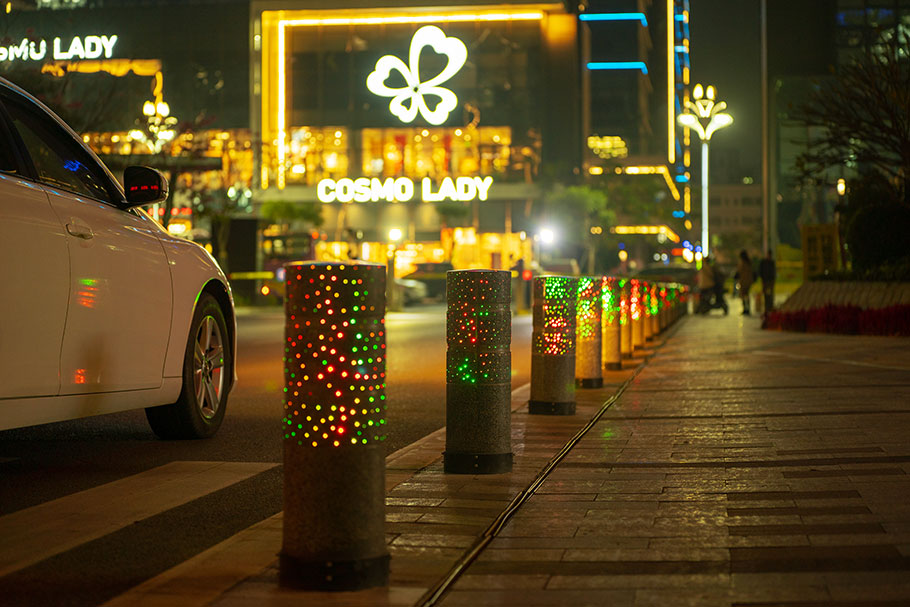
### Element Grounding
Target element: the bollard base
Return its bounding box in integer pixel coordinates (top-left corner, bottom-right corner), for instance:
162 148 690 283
279 553 390 591
605 362 622 371
528 400 576 415
577 378 603 389
444 451 513 474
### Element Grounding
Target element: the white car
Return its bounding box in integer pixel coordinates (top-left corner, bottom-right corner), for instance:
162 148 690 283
0 77 235 438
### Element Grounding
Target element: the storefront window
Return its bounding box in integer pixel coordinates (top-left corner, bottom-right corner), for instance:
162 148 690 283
286 126 349 184
281 124 514 185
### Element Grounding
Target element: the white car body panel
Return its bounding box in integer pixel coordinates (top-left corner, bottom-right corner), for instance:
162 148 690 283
46 186 173 394
0 174 69 399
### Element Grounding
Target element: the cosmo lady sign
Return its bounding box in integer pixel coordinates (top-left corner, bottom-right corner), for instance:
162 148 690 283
0 35 119 63
318 176 494 203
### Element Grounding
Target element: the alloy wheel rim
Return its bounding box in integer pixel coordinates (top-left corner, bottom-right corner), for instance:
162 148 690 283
193 315 224 420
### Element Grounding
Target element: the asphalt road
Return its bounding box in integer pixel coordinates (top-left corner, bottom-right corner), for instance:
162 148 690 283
0 303 532 606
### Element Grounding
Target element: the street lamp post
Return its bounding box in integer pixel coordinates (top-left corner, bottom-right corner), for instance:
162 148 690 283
677 84 733 256
129 99 178 154
387 228 403 312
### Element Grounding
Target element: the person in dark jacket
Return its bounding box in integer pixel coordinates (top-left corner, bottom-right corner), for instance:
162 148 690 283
736 250 755 315
711 259 728 315
758 249 776 315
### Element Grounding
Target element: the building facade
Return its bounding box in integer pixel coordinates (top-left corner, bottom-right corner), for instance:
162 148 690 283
250 1 584 274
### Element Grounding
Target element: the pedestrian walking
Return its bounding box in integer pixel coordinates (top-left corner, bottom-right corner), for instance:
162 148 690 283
758 249 776 316
697 257 715 313
735 249 754 315
696 256 728 315
711 258 729 315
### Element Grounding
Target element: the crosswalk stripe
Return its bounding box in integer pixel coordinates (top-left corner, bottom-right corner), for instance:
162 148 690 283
101 512 283 607
0 461 277 578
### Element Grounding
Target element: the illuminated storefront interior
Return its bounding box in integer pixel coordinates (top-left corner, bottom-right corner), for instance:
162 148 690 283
284 125 514 186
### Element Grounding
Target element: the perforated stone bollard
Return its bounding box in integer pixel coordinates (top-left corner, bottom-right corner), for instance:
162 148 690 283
660 283 672 333
280 261 389 591
675 284 689 321
602 277 622 371
619 279 633 359
641 280 654 342
631 279 645 351
444 270 513 474
658 284 668 332
650 283 661 336
529 275 579 415
575 276 604 388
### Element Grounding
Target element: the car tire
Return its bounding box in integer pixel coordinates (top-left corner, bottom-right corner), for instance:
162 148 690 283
145 293 230 439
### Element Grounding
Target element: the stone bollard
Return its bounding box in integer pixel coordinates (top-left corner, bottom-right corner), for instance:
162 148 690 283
619 279 633 358
281 261 389 591
679 285 690 319
650 283 660 336
575 276 604 388
668 284 678 323
444 270 513 474
529 275 579 415
631 279 645 351
642 280 653 342
602 277 622 370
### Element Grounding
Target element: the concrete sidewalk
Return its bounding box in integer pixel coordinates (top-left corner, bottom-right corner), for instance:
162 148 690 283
107 312 910 607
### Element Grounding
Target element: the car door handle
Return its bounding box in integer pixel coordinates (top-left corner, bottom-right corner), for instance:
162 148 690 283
66 222 94 240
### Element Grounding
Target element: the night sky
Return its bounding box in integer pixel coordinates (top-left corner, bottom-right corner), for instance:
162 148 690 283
688 0 762 184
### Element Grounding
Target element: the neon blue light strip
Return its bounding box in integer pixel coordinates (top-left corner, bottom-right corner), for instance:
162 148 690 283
580 12 648 26
674 45 688 53
587 61 648 74
675 14 686 21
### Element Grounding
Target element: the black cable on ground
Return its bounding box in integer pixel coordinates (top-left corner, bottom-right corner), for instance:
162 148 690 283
415 316 688 607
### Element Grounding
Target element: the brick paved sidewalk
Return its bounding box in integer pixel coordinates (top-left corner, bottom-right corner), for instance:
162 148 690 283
108 313 910 607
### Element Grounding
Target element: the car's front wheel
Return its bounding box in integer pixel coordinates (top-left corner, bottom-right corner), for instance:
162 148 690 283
146 293 230 439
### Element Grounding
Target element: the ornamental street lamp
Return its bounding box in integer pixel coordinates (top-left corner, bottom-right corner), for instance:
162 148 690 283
677 84 733 256
130 98 178 154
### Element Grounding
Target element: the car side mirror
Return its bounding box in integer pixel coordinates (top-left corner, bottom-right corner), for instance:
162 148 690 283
123 166 168 207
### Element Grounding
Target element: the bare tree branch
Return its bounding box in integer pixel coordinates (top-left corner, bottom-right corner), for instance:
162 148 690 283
793 31 910 202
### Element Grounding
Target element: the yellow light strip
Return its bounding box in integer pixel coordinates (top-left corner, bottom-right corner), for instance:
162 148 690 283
281 11 544 27
611 225 681 243
621 165 680 201
277 20 287 190
684 184 691 213
667 0 675 164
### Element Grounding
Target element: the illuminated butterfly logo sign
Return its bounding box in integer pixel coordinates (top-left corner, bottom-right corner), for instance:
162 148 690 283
366 25 467 126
